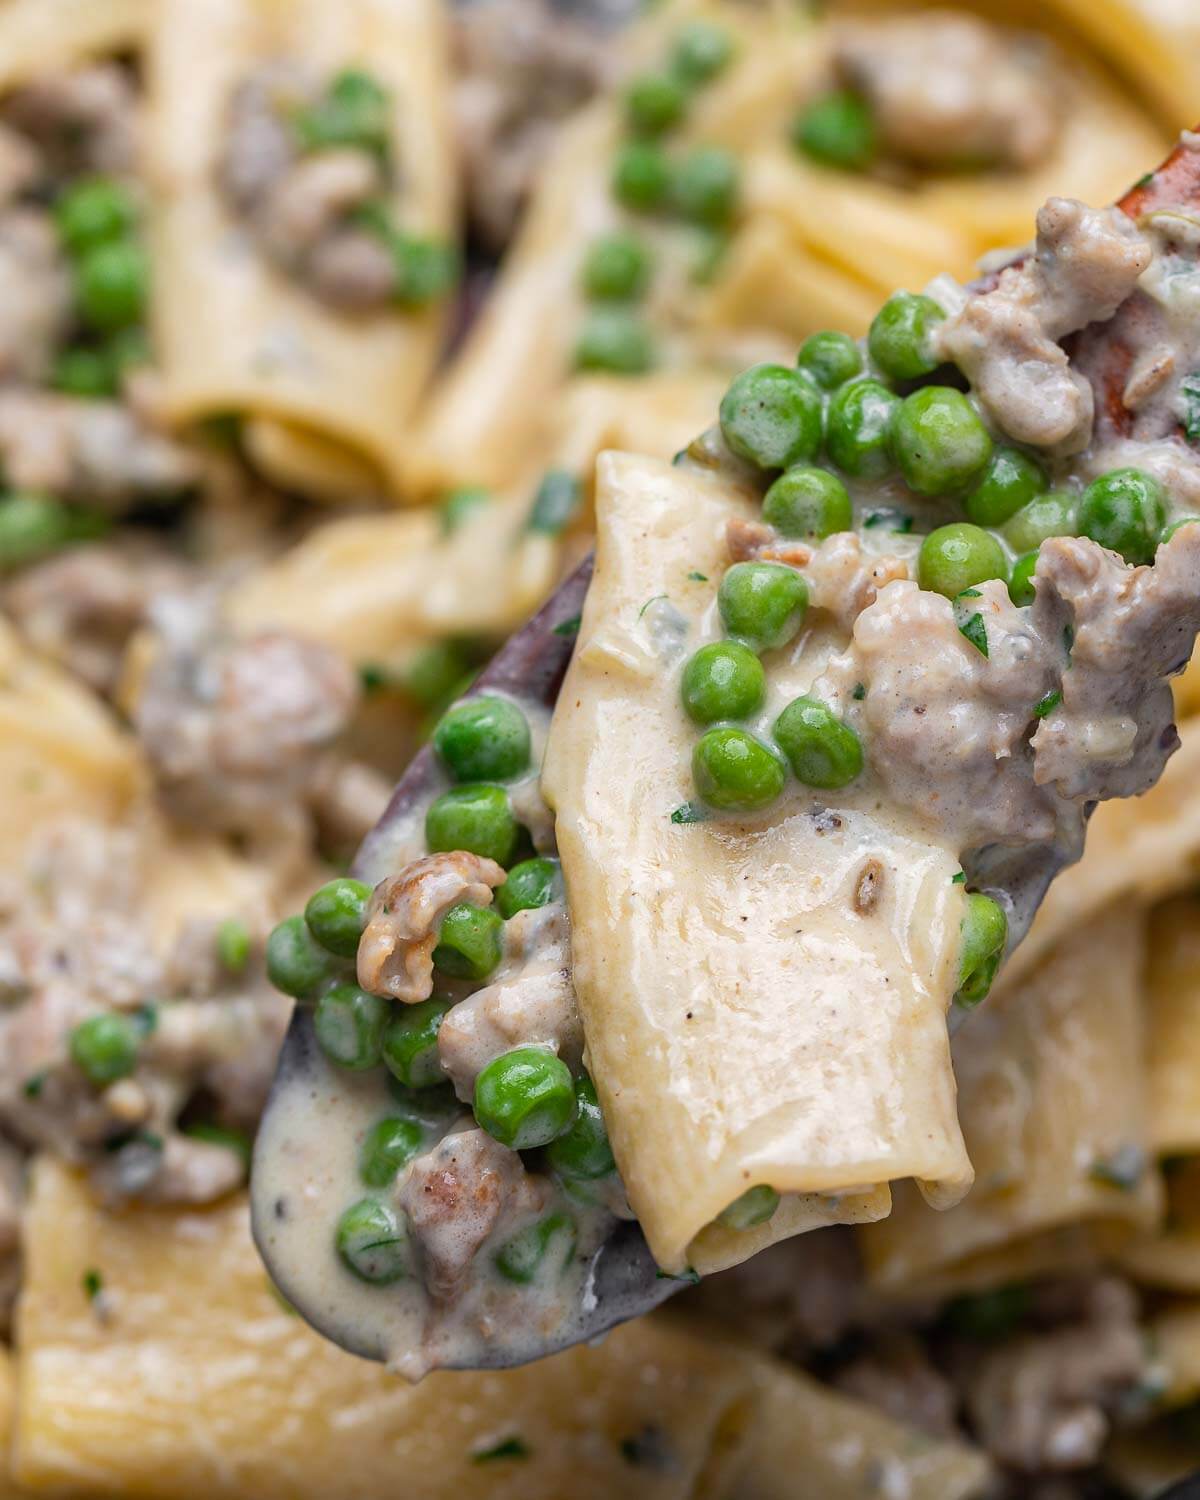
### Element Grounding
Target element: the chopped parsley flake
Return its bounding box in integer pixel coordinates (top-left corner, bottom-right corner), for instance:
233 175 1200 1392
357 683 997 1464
687 570 708 582
528 470 581 536
1182 373 1200 443
471 1437 530 1464
1090 1144 1146 1192
951 871 965 885
863 509 913 533
959 613 989 657
638 593 669 619
957 588 981 599
217 918 250 974
852 682 866 701
670 802 708 825
552 614 581 638
358 662 396 696
1033 689 1062 720
1135 171 1155 189
82 1268 103 1302
655 1266 701 1284
22 1071 46 1099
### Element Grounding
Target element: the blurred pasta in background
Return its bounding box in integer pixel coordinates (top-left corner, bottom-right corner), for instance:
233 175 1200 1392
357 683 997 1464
0 0 1198 1494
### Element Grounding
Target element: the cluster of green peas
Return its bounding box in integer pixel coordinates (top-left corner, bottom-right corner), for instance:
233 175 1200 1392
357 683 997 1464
575 21 740 376
266 693 618 1287
50 174 151 399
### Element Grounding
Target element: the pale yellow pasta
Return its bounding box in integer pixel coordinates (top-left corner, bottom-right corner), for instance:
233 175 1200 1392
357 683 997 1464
709 1357 991 1500
0 0 152 91
228 371 726 664
0 615 145 869
861 908 1160 1296
1115 897 1200 1291
147 0 455 501
14 1159 760 1500
542 452 971 1274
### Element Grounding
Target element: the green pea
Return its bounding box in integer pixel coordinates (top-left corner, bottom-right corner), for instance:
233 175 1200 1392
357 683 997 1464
964 447 1048 528
474 1046 578 1150
825 379 898 479
546 1074 615 1181
216 917 251 974
391 235 458 307
433 696 531 783
494 1211 578 1284
773 696 863 790
717 561 808 652
75 240 148 332
692 726 785 812
440 485 489 535
672 146 739 227
497 858 563 920
867 292 945 382
1009 551 1038 607
792 89 877 171
359 1116 424 1188
625 72 687 135
1003 491 1078 554
266 914 341 1001
892 387 992 497
612 141 670 212
917 523 1008 599
680 641 765 725
581 232 652 302
717 1184 780 1230
763 465 851 540
1078 467 1166 566
69 1013 140 1086
54 176 138 255
432 903 505 981
797 330 862 391
399 639 473 709
381 998 450 1088
295 68 391 156
51 346 117 398
304 877 373 959
574 307 655 375
671 22 734 84
314 984 389 1070
719 363 823 472
426 784 519 866
335 1197 410 1284
955 892 1007 1008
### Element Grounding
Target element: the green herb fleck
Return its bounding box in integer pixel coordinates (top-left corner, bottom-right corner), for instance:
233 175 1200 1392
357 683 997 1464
1135 171 1155 189
638 593 669 620
670 802 708 825
471 1437 530 1464
1090 1144 1146 1192
852 682 865 701
687 570 708 582
957 588 981 599
528 470 581 536
959 613 988 657
552 614 581 638
951 871 965 885
217 917 251 974
82 1268 103 1302
1182 373 1200 443
358 661 397 696
1033 689 1062 720
655 1266 701 1284
22 1071 46 1099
